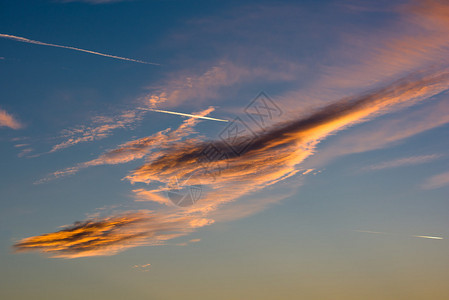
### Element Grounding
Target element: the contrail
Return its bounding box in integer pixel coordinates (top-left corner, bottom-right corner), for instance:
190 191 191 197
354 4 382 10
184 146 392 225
139 108 229 122
353 230 443 240
413 235 443 240
0 33 160 65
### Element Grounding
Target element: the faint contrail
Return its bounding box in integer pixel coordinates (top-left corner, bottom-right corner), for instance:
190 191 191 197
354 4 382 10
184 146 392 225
139 108 229 122
354 230 443 240
413 235 443 240
0 33 160 65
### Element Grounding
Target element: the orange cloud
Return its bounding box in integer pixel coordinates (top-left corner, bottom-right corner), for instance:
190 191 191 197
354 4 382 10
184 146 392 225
0 108 22 129
305 96 449 167
126 69 449 219
13 211 211 258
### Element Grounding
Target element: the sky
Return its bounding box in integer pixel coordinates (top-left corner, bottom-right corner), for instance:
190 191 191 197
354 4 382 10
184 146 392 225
1 0 449 299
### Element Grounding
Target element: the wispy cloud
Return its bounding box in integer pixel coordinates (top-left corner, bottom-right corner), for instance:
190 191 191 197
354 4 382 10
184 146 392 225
0 33 159 65
142 60 298 109
363 154 442 171
37 107 215 183
0 107 23 129
49 110 145 153
421 171 449 190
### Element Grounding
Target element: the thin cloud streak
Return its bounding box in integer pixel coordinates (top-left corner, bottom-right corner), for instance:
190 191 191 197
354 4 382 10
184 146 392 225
421 170 449 190
0 33 159 65
363 154 442 171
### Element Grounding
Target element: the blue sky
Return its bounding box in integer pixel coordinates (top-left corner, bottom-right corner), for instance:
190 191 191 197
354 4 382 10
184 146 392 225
1 0 449 299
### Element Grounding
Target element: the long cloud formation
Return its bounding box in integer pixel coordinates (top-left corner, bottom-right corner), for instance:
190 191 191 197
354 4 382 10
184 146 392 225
13 211 212 258
15 68 449 257
0 33 159 65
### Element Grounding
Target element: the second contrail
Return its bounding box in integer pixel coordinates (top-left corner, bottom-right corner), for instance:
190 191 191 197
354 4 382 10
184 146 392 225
0 33 160 65
139 108 229 122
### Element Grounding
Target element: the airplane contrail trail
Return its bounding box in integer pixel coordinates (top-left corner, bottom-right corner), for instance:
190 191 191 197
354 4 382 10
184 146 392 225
412 235 444 240
353 230 443 240
139 108 229 122
0 33 160 65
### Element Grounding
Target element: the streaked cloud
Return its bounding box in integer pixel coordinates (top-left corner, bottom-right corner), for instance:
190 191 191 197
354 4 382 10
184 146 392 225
50 109 145 152
363 154 442 171
421 171 449 190
38 108 214 183
14 211 213 258
305 96 449 167
0 107 23 129
0 33 158 65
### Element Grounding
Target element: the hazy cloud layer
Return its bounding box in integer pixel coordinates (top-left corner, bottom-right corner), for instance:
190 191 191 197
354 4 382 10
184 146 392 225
16 69 449 257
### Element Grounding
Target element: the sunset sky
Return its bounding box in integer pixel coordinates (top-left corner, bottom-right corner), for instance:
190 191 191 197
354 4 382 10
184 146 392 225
1 0 449 299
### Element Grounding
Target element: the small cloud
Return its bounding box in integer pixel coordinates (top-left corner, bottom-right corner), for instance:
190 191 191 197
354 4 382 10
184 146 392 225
363 154 442 171
175 238 201 246
421 171 449 190
18 148 33 158
0 108 23 129
133 263 151 271
301 169 314 175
